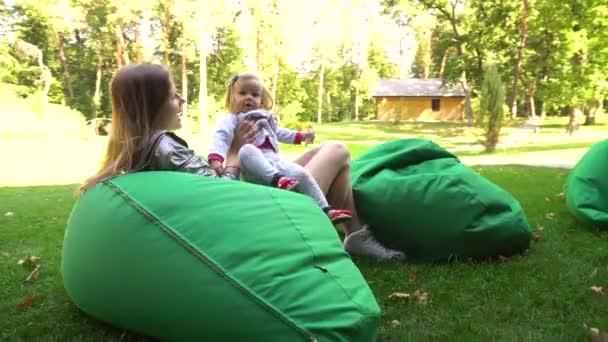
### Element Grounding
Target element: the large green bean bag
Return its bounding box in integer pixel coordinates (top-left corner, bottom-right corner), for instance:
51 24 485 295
62 171 380 341
352 139 531 261
565 139 608 229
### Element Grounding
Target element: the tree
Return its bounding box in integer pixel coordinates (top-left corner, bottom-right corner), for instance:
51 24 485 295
477 63 505 152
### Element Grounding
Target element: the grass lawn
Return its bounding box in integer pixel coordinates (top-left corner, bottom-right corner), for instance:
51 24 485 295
1 166 607 340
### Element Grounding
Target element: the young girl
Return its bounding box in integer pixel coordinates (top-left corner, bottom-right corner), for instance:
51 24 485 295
208 73 352 224
79 64 258 194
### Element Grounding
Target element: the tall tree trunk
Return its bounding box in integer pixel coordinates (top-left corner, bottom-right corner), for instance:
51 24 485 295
567 107 581 135
585 97 602 125
510 0 529 119
181 52 188 119
55 31 74 101
198 45 208 133
354 67 360 121
164 1 172 66
134 23 143 63
439 47 450 79
114 24 130 67
92 56 103 119
445 10 473 125
271 58 280 110
317 62 324 124
423 29 432 79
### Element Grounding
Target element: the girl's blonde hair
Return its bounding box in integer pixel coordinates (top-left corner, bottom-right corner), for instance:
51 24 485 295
79 63 173 195
224 72 274 112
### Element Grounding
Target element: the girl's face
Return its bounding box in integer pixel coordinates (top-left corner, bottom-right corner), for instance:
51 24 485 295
231 78 262 113
157 84 185 130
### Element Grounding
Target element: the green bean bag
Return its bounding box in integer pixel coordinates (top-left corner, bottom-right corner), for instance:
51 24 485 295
565 139 608 229
351 139 531 261
62 171 380 341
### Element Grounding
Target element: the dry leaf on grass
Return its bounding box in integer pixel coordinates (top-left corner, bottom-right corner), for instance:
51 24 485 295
389 292 410 299
498 255 508 262
563 233 569 241
391 320 401 327
4 211 14 217
591 269 598 278
17 256 41 265
16 294 40 310
545 197 551 202
546 213 555 220
537 225 545 231
1 251 9 257
556 192 565 200
584 324 608 342
590 286 604 295
532 232 541 241
25 265 42 282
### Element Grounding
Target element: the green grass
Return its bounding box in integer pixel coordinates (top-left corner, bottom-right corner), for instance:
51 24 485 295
2 166 607 340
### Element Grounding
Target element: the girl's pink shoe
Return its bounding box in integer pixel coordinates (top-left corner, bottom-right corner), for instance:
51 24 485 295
277 177 298 191
328 209 352 225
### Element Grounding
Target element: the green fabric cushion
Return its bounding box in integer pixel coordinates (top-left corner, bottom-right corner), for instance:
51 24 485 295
565 139 608 229
351 139 531 261
62 171 380 341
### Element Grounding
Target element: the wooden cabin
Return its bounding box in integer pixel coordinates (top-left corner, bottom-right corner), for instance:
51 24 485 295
373 78 465 121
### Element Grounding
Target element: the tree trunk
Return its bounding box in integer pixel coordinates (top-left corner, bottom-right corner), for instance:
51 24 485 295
181 52 188 119
423 29 432 79
317 62 324 124
567 107 581 135
439 47 450 79
510 0 529 119
461 71 473 125
164 1 172 65
92 56 103 119
115 24 130 67
585 97 602 125
134 22 143 63
55 31 74 101
199 44 208 133
271 58 280 110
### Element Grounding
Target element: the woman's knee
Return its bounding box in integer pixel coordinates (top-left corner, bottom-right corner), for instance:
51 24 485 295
320 141 351 163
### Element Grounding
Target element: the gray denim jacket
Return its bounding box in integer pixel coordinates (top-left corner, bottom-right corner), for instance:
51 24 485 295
133 130 238 180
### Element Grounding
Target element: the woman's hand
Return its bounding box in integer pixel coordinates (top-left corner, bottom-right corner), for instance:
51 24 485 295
225 118 258 167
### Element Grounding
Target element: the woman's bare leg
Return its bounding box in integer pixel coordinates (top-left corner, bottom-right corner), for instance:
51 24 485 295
294 141 362 235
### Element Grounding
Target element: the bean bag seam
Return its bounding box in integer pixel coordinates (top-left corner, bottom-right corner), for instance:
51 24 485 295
103 179 313 341
267 188 375 325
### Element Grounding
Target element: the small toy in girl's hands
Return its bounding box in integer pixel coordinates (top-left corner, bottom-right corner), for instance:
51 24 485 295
303 125 315 145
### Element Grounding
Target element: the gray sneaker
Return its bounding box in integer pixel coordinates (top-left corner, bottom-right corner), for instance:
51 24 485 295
343 225 405 261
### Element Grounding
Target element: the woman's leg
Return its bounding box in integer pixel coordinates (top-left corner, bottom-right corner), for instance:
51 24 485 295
293 141 361 235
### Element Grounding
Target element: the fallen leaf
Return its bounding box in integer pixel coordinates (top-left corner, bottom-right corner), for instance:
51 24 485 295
29 256 41 263
498 255 508 262
411 290 430 305
546 213 555 220
391 320 401 327
17 259 26 265
556 192 565 200
389 292 410 299
590 286 604 295
4 211 14 217
1 251 8 257
537 225 544 231
25 265 42 282
583 323 608 342
409 271 418 282
563 233 569 241
544 197 550 202
16 294 40 310
532 232 541 241
591 269 598 278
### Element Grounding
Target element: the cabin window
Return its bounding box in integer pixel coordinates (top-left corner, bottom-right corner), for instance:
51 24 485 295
431 98 441 112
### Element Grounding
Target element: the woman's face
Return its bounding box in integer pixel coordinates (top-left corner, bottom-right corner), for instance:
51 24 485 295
231 78 262 113
157 84 184 130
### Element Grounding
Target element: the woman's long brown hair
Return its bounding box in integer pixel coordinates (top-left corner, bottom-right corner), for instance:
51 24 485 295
79 64 172 195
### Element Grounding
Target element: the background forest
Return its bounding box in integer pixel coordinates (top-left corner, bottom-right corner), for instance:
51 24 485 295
0 0 607 138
